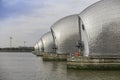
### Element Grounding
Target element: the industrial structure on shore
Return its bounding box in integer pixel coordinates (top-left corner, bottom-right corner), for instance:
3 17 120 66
33 0 120 69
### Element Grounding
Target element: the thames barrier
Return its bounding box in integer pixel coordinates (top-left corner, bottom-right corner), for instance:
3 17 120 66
33 0 120 70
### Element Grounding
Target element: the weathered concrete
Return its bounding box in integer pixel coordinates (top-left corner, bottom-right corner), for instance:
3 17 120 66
43 53 67 61
32 51 43 56
67 56 120 70
36 53 43 57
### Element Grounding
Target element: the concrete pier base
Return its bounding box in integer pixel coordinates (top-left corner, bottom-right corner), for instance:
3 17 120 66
36 54 43 57
32 51 43 56
67 56 120 70
43 53 67 61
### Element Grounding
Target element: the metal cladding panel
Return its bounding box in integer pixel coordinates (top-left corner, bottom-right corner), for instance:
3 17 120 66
34 44 37 52
51 15 80 54
38 40 44 53
79 0 120 56
34 43 39 55
41 32 55 53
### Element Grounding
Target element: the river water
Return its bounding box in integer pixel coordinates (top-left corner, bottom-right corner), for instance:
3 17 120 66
0 52 120 80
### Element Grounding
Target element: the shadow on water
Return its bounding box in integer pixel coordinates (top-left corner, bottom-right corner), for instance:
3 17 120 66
67 69 120 80
39 59 67 80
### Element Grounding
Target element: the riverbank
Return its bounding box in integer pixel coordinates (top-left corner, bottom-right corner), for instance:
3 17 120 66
0 47 34 52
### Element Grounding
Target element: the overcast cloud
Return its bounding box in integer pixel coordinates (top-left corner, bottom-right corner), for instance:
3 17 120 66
0 0 100 47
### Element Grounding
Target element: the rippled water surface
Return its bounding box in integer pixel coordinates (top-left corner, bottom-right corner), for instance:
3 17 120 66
0 52 120 80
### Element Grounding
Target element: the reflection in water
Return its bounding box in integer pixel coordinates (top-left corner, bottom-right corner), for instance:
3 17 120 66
0 52 119 80
67 70 120 80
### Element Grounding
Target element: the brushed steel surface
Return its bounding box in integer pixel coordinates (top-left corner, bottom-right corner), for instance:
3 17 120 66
38 40 44 54
51 15 81 54
41 32 55 53
34 43 39 55
79 0 120 56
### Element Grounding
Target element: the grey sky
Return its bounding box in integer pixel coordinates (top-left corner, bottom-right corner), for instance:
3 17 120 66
0 0 100 48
